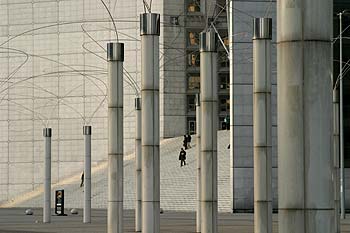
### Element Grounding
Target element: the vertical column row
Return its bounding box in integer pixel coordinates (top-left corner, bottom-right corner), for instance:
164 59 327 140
43 128 52 224
135 97 142 232
200 30 218 233
196 94 201 233
140 13 160 233
277 0 334 232
107 42 124 233
253 18 272 233
83 125 92 223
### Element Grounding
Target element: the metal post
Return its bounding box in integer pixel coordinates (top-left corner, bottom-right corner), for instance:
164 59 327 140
339 12 346 220
226 0 235 212
140 13 160 233
278 0 334 232
200 30 218 233
253 18 272 233
83 125 92 223
196 94 201 233
135 98 142 232
43 128 52 223
107 42 124 233
334 88 341 232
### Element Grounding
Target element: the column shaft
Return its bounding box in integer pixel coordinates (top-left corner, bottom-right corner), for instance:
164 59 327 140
277 1 334 232
84 126 92 223
135 98 142 232
43 128 52 223
140 13 160 233
107 42 124 233
253 18 272 233
200 30 218 233
196 94 201 233
334 89 340 232
227 0 235 212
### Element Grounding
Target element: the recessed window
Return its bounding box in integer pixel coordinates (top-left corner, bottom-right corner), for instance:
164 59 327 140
219 74 229 90
187 117 196 135
187 95 196 112
187 52 200 67
188 75 200 90
219 95 230 112
187 0 200 12
188 31 199 46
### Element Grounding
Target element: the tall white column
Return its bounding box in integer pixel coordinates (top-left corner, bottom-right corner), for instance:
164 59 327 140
226 0 235 212
333 88 340 232
196 94 201 233
140 13 160 233
339 12 346 220
277 0 334 232
43 128 52 223
83 125 92 223
135 97 142 232
107 42 124 233
253 18 272 233
200 30 218 233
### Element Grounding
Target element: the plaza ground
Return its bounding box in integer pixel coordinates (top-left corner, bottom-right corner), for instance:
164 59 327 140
0 208 350 233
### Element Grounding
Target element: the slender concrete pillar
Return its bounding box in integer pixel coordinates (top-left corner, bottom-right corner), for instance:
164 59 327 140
226 0 235 212
333 88 340 232
253 18 272 233
83 125 92 223
277 1 334 232
43 128 52 223
200 30 218 233
135 97 142 232
196 94 201 233
339 12 346 220
107 42 124 233
140 13 160 233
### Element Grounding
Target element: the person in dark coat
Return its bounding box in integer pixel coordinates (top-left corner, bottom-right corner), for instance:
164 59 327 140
179 148 187 166
183 135 188 150
187 134 192 148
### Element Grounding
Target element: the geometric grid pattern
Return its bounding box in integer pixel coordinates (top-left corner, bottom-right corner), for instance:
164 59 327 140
0 0 143 202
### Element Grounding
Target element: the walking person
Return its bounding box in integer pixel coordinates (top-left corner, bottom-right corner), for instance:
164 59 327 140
183 135 188 150
179 148 187 167
187 134 192 148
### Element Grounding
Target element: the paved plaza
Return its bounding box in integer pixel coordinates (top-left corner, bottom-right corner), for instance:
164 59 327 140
0 208 350 233
0 131 232 212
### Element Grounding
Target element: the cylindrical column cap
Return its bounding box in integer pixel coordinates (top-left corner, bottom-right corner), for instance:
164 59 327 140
43 128 52 137
195 93 200 106
200 29 217 52
135 97 141 110
83 126 92 135
107 43 124 61
140 13 160 36
253 18 272 40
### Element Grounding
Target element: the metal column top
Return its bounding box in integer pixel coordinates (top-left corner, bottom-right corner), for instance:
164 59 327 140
140 13 160 36
135 97 141 110
253 18 272 40
43 128 52 137
200 29 217 52
83 126 92 135
107 42 124 61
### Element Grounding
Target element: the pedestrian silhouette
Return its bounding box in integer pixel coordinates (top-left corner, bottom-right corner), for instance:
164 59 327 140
179 148 186 167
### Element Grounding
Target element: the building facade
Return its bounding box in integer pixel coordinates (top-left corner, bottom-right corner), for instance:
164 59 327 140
1 0 348 212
